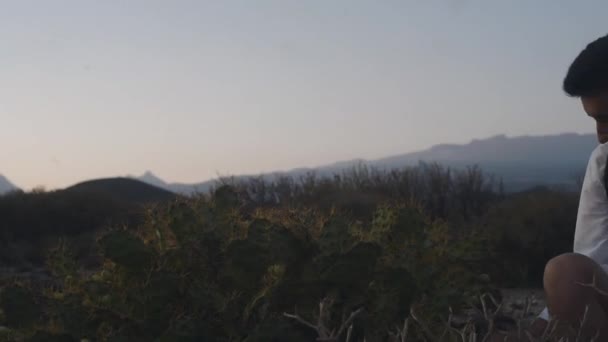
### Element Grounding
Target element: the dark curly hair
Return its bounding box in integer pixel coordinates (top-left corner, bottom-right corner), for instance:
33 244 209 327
564 34 608 97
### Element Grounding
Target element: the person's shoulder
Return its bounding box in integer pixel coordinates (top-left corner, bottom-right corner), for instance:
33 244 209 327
585 143 608 181
588 143 608 164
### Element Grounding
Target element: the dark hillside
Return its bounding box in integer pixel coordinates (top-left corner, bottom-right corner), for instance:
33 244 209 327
64 177 176 204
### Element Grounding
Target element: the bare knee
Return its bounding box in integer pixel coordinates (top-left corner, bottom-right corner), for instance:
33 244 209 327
544 253 597 318
544 253 594 288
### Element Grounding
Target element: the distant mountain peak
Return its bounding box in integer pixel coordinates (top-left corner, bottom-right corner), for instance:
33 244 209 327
137 171 168 188
0 174 19 194
142 170 161 180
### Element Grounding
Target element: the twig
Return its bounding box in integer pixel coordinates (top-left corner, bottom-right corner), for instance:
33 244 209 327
345 324 354 342
336 308 364 337
409 305 437 341
439 307 453 340
400 318 410 342
283 312 318 331
575 305 590 342
284 297 363 341
575 273 608 297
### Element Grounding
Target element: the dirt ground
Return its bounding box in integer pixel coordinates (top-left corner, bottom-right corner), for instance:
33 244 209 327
450 288 546 331
499 288 546 324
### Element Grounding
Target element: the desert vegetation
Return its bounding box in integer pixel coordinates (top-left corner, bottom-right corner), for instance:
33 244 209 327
0 163 583 341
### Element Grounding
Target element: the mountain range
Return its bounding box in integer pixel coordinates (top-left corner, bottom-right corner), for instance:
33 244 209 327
0 132 600 195
134 132 598 194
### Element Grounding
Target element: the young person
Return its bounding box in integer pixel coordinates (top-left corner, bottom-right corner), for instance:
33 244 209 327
492 34 608 341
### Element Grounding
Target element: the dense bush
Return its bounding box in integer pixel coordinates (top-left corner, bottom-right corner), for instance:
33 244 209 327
0 163 500 269
0 185 497 341
480 188 579 287
221 163 502 223
0 164 583 340
0 188 150 266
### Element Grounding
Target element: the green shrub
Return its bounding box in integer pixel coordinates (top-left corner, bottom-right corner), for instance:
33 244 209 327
0 186 491 341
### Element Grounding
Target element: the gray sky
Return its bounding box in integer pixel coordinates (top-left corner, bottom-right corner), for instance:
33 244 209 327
1 0 606 190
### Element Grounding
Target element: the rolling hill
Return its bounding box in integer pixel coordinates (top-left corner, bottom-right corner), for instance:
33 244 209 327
64 177 177 204
136 133 598 194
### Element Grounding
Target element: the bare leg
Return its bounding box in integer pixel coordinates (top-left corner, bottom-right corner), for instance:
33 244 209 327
488 253 608 341
543 253 608 340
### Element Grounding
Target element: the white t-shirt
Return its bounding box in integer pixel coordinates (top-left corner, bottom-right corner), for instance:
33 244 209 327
539 142 608 321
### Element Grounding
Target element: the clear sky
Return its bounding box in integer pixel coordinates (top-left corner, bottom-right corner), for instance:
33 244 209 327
1 0 607 190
